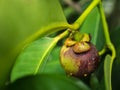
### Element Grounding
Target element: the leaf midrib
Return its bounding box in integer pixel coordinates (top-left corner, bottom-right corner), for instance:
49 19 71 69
34 38 58 74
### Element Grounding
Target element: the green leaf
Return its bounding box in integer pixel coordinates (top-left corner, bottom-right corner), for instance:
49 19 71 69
79 7 105 51
43 47 65 74
104 55 112 90
0 0 68 86
90 73 99 90
11 37 59 82
112 48 120 90
110 28 120 90
8 74 90 90
111 28 120 48
112 47 120 90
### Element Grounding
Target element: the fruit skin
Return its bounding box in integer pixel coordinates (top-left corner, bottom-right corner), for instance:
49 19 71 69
60 42 99 77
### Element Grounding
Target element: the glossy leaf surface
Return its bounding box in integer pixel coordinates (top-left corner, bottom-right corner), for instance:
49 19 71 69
11 37 59 82
42 47 65 74
0 0 67 86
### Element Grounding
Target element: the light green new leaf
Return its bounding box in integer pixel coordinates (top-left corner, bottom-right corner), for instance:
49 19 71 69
0 0 68 86
79 7 105 50
104 55 112 90
11 37 60 82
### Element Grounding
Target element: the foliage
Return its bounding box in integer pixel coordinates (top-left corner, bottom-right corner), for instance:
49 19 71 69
0 0 119 90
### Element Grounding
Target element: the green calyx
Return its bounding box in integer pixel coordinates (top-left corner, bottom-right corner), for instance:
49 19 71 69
73 42 91 53
65 32 91 53
73 32 90 42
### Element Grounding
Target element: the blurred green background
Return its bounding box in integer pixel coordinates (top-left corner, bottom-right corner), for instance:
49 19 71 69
0 0 120 89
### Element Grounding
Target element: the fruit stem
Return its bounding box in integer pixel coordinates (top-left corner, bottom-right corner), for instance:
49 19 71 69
99 46 107 56
57 0 101 40
98 1 116 61
55 30 70 41
98 1 116 90
72 0 101 30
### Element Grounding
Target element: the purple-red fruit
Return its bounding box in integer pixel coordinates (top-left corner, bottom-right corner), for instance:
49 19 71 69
60 42 99 77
